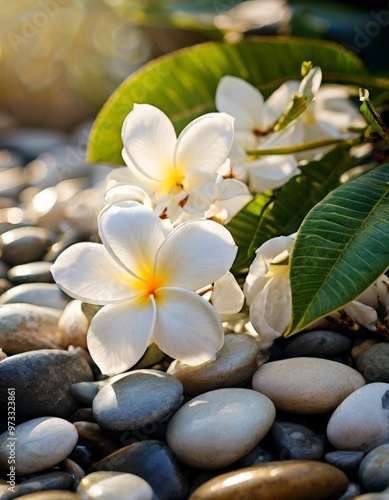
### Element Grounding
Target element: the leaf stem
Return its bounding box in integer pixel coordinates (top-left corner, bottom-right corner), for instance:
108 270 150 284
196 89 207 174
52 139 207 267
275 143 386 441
246 138 347 157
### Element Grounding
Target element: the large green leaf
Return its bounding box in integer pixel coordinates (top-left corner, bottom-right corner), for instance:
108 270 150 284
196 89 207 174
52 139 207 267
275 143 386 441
227 143 357 275
88 37 375 165
286 164 389 336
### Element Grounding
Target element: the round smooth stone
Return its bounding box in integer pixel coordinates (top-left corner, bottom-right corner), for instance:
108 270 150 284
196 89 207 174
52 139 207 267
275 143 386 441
92 370 184 431
78 471 125 490
359 443 389 491
0 417 78 475
0 227 57 266
324 451 365 475
281 330 352 359
356 343 389 383
327 383 389 451
338 482 363 499
58 300 89 349
268 420 324 460
252 357 365 414
20 471 74 492
90 440 188 500
188 460 348 499
166 388 276 469
167 333 259 395
0 303 67 354
79 472 154 500
7 261 54 284
0 283 70 309
0 349 93 418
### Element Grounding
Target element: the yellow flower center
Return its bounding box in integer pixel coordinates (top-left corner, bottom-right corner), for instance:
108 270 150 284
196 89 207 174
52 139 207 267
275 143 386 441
163 166 185 194
131 267 167 305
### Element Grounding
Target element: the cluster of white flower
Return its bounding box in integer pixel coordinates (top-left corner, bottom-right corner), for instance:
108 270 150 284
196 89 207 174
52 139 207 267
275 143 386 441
52 65 372 374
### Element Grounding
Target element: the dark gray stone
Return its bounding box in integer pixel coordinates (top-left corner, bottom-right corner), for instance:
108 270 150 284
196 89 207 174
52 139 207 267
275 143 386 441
0 227 57 266
325 450 365 475
90 440 188 500
92 370 184 431
20 471 74 492
356 343 389 383
337 482 363 499
0 349 93 418
281 330 352 359
8 261 54 284
0 283 70 309
359 443 389 491
268 420 325 460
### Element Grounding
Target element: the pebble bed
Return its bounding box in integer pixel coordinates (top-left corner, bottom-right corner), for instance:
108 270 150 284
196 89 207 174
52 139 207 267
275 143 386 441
0 121 389 500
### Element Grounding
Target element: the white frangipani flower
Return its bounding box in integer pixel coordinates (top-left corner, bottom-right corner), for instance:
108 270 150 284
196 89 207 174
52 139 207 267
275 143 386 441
244 235 296 350
120 104 249 222
52 204 238 375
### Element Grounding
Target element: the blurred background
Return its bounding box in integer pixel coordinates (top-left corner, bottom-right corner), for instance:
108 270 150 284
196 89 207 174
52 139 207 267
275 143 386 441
0 0 388 130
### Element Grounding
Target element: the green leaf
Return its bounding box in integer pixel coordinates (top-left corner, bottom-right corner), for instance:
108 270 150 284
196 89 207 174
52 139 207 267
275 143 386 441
88 37 373 165
227 143 356 275
287 164 389 336
360 89 389 143
274 96 308 132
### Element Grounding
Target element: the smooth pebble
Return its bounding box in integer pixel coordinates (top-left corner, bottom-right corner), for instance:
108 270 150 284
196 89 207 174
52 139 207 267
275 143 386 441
166 388 276 469
359 443 389 491
252 357 365 413
78 472 154 500
356 343 389 383
0 283 70 309
281 330 352 359
0 226 56 266
269 420 325 460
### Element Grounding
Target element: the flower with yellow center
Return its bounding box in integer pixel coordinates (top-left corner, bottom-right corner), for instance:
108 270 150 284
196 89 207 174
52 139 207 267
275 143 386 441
119 104 248 222
51 204 238 375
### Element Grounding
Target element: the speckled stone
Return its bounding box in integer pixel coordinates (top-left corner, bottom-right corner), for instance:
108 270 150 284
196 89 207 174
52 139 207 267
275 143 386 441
0 283 70 309
0 226 56 266
356 343 389 383
325 451 365 475
92 370 184 431
359 443 389 491
327 383 389 451
0 349 93 418
166 388 275 469
268 420 325 460
78 472 154 500
90 440 188 500
0 303 67 354
188 461 349 500
252 357 365 414
0 417 78 474
167 333 259 395
281 330 352 359
7 261 54 284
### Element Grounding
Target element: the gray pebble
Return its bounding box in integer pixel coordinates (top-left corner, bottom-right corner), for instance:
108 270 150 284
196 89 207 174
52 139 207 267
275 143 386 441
359 443 389 491
325 450 365 475
0 128 67 160
338 482 363 499
0 283 70 309
7 261 54 284
92 370 184 431
281 330 352 359
357 343 389 383
20 471 74 492
0 349 93 418
0 226 57 266
269 420 325 460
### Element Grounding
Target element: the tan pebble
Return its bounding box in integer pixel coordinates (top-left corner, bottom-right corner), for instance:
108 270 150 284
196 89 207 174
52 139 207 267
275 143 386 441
189 460 348 499
78 471 128 490
252 357 365 413
167 333 259 395
59 300 88 349
0 303 67 354
78 472 154 499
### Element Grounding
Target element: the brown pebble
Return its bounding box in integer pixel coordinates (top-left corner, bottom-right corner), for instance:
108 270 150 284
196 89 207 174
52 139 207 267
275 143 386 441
189 460 348 500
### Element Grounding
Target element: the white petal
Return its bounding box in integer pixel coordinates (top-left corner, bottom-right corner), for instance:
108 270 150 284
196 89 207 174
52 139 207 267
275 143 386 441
264 80 300 125
248 155 300 193
51 242 135 305
216 76 265 131
121 104 176 181
342 301 378 331
104 166 132 190
174 112 234 174
244 235 295 303
299 66 322 102
156 218 237 291
249 275 292 348
259 121 303 149
211 272 244 314
215 178 250 200
98 204 165 279
87 297 156 375
153 287 224 364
